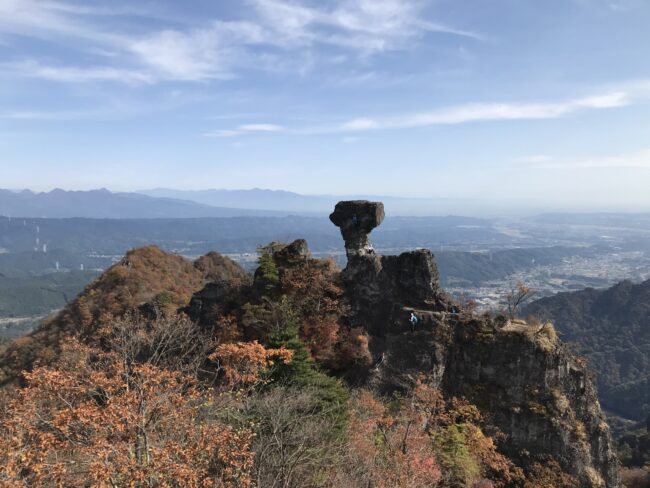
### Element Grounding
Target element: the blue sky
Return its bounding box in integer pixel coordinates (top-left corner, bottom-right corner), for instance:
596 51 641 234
1 0 650 211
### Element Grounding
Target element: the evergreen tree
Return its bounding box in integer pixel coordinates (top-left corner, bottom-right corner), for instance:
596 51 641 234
266 297 348 431
255 249 279 297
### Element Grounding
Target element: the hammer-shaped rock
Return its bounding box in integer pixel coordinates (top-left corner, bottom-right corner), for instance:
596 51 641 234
329 200 385 257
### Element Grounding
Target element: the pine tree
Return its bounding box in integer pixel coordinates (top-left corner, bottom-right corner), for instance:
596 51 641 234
255 250 279 297
266 297 348 431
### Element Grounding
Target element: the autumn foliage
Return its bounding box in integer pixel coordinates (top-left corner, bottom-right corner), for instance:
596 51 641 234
0 342 255 487
334 381 524 488
0 243 587 486
209 340 293 389
339 389 443 487
0 246 212 384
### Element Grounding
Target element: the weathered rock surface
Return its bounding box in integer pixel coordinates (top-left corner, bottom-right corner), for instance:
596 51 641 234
330 199 620 488
331 201 448 336
443 319 620 488
330 200 384 257
273 238 311 266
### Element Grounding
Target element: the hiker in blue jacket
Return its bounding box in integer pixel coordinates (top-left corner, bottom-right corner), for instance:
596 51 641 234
409 312 418 332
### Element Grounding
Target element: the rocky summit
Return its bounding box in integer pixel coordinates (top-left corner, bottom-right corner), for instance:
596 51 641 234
331 200 620 488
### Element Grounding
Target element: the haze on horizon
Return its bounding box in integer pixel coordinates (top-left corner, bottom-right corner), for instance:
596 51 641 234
1 0 650 212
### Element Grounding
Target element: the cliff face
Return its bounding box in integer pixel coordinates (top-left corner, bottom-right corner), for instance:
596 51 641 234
444 320 620 488
331 200 620 488
524 279 650 421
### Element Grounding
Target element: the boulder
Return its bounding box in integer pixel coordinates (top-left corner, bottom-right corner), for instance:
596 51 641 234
273 239 311 266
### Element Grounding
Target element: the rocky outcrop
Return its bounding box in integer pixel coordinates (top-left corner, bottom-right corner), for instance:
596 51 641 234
444 318 620 488
330 200 620 488
330 201 449 336
330 200 384 258
194 251 249 283
272 238 311 266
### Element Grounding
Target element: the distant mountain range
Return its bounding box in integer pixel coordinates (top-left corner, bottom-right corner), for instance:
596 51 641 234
139 188 334 213
139 188 530 216
0 187 561 219
0 189 286 219
5 187 637 220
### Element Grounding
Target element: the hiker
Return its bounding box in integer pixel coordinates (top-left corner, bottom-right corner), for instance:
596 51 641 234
409 312 419 332
367 243 375 255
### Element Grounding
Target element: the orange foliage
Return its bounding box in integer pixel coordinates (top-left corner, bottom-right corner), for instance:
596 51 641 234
340 390 442 488
302 316 340 364
0 342 254 487
194 251 249 283
276 257 373 370
411 382 523 487
280 257 344 317
209 341 293 389
336 382 525 488
0 246 209 384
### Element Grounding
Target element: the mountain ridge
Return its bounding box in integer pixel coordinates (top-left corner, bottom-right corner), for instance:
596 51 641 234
0 188 288 219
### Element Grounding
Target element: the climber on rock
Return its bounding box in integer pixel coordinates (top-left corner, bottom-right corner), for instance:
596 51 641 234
367 243 375 255
409 311 419 332
351 214 359 227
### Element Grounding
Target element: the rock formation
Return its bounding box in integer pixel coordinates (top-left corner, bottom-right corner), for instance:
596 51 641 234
329 200 384 258
330 200 620 488
330 200 449 337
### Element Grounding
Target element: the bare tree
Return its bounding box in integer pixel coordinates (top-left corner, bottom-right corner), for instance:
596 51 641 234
101 312 214 379
243 387 343 488
505 282 535 320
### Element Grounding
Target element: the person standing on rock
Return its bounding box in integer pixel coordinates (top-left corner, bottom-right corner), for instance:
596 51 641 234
367 243 375 255
409 312 418 332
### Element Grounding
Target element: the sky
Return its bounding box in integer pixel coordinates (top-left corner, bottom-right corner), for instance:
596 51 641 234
1 0 650 211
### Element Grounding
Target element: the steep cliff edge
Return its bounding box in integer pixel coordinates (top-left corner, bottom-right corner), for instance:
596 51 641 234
331 200 620 488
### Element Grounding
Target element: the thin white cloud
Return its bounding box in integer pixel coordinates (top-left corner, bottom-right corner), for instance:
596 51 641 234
341 118 380 130
514 155 553 163
203 123 285 138
249 0 482 50
520 149 650 170
204 90 632 137
239 123 284 132
127 27 236 81
1 109 102 120
0 0 480 85
203 130 242 138
337 91 629 132
1 60 154 84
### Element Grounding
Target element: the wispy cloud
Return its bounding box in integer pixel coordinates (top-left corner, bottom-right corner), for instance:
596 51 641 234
516 149 650 170
1 60 154 84
203 130 242 139
204 90 631 137
248 0 482 51
514 154 553 164
203 123 285 138
335 92 629 132
0 0 479 85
